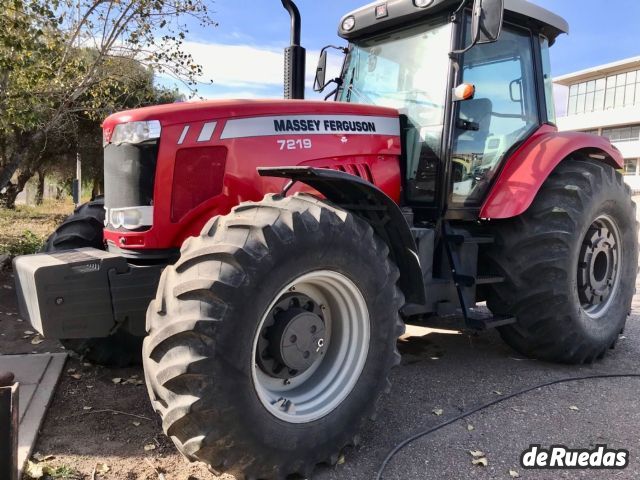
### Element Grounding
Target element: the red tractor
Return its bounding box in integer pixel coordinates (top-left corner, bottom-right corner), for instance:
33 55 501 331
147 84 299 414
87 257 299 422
13 0 637 477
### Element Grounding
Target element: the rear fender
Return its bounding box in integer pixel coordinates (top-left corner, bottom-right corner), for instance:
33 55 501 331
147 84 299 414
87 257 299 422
258 166 425 306
480 124 624 219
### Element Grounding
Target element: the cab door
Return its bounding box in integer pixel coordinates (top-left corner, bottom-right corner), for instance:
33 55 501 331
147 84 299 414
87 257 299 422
449 23 542 209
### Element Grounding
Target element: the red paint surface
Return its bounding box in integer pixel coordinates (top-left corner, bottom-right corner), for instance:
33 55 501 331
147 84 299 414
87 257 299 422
102 100 402 250
480 124 624 219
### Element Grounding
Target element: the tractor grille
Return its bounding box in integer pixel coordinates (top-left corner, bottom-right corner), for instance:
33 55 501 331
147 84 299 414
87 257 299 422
103 142 158 227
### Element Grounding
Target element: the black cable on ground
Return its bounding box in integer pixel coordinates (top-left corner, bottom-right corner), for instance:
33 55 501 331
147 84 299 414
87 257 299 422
376 373 640 480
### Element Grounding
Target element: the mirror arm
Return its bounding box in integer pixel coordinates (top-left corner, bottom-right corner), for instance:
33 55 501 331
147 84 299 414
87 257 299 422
317 77 343 95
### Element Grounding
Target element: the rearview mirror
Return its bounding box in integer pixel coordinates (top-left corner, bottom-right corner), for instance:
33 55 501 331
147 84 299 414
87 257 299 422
314 50 328 92
471 0 504 45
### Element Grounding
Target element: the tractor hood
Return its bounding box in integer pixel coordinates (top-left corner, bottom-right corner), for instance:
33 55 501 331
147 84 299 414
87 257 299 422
101 98 404 253
103 99 401 135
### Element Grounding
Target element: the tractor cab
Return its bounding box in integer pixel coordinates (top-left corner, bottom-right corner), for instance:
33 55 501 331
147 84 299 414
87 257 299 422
318 0 568 220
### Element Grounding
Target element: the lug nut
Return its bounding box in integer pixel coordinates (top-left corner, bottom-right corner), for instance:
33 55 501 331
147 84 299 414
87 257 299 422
290 335 297 343
55 297 64 305
310 325 317 334
303 351 310 359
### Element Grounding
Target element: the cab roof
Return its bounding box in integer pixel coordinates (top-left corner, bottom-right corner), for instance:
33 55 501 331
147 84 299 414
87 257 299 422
338 0 569 44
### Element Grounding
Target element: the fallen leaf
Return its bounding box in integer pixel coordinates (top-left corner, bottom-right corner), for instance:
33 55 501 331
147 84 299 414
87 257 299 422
31 336 44 345
70 374 82 380
469 450 485 458
512 407 527 413
144 443 156 451
82 362 92 367
16 318 24 322
25 460 52 479
24 330 35 335
132 421 141 427
83 406 93 411
472 457 488 467
432 408 444 416
467 424 475 431
493 390 503 395
569 405 579 411
32 452 54 462
87 385 94 389
112 377 122 384
509 469 520 478
96 463 110 474
67 368 76 373
337 454 345 465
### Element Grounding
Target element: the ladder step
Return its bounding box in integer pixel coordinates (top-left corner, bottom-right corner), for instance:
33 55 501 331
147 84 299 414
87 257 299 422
467 315 516 330
446 234 495 245
466 309 516 330
453 273 475 287
476 275 505 285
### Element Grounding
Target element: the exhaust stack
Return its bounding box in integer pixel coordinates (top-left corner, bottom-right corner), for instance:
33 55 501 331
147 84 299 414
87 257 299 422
281 0 306 99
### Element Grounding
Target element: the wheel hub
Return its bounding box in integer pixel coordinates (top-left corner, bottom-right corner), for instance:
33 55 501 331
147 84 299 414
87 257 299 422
258 294 326 379
578 223 619 308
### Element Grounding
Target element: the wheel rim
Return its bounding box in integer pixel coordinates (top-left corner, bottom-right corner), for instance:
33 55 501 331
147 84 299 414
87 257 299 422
251 270 370 424
577 214 622 318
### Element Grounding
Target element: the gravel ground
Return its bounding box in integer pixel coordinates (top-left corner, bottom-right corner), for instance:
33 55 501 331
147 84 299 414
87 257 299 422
0 201 638 479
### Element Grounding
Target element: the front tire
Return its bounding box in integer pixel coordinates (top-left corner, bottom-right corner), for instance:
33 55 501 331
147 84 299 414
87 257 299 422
44 198 143 367
485 158 638 364
143 194 405 479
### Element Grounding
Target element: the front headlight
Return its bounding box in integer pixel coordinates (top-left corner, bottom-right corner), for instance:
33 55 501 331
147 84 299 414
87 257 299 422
108 206 154 230
110 121 161 145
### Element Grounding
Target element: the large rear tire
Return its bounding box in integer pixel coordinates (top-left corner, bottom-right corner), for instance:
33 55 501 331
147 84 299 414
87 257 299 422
143 193 405 479
485 158 638 364
44 198 143 367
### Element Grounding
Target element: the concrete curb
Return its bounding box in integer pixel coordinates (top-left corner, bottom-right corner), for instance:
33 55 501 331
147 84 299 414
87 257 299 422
0 353 67 478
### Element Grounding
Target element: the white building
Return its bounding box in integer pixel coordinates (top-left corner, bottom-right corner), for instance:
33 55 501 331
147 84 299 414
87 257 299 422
554 56 640 191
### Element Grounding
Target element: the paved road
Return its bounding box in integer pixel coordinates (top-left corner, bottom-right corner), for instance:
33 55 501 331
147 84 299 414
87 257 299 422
311 201 640 480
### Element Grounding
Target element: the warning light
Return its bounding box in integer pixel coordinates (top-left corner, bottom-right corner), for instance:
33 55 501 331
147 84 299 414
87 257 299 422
375 4 388 19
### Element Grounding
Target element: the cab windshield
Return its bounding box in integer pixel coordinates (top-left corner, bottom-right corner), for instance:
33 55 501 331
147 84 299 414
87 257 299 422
339 19 453 203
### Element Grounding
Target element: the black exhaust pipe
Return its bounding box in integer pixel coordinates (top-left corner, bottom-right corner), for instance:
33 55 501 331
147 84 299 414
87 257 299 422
281 0 306 99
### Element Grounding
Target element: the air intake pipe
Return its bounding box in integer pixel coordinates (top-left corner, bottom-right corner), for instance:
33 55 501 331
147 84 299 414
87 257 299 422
281 0 306 99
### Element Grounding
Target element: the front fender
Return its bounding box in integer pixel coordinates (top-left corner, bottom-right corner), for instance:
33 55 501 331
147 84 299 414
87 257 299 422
258 166 425 307
480 124 624 219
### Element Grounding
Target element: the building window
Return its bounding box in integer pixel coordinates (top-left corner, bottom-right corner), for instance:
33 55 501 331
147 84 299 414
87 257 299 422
602 124 640 143
624 159 638 176
566 69 640 115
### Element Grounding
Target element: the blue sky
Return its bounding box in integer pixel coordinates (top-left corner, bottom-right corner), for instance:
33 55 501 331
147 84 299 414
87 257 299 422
169 0 640 103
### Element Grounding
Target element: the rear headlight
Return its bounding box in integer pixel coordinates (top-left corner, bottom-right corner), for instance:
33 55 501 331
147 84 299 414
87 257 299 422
171 146 228 222
110 121 161 146
108 206 154 230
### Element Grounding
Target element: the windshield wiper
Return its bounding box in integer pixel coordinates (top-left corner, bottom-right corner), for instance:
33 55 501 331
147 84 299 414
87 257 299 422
347 82 374 104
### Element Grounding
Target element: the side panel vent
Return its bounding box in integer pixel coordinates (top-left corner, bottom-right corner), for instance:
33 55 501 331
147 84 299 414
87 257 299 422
325 164 374 183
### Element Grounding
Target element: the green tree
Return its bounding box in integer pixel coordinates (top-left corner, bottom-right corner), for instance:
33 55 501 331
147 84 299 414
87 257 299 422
0 0 214 207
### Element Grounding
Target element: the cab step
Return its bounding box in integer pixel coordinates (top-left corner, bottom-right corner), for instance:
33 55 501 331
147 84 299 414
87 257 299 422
446 234 495 245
